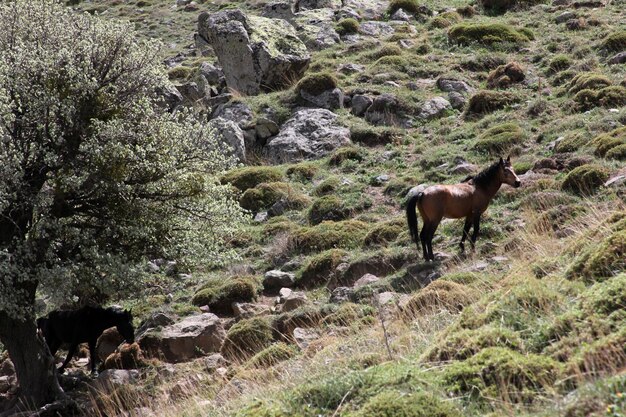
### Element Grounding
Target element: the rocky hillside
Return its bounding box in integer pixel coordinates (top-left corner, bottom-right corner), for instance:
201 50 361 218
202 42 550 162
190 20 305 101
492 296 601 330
2 0 625 415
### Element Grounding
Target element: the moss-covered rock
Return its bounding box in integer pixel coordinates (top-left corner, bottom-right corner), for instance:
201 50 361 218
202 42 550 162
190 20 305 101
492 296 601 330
443 347 561 402
240 182 310 212
388 0 422 15
591 127 626 157
290 221 370 254
321 302 375 326
350 127 399 147
403 281 477 317
600 31 626 53
573 86 626 111
363 220 404 246
448 23 533 46
561 164 609 196
335 18 360 36
466 90 520 115
351 391 461 417
221 166 283 191
555 133 589 153
221 317 274 359
295 72 338 96
192 277 258 314
479 0 544 14
474 123 525 153
297 249 347 289
308 195 352 224
246 342 298 368
430 11 462 29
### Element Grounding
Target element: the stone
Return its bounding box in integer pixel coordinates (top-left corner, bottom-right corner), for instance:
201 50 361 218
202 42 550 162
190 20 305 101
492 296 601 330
390 8 411 21
262 1 295 20
418 97 452 120
279 287 293 302
295 0 342 10
138 313 225 363
211 101 254 129
451 163 477 175
359 21 395 37
255 117 280 140
207 117 246 163
96 328 124 362
136 312 175 337
201 353 228 372
329 286 354 303
351 94 373 116
294 9 341 51
398 39 415 49
155 84 184 112
337 63 365 74
281 291 308 312
405 184 428 200
299 87 344 110
555 11 577 23
263 270 296 290
94 369 139 391
254 211 269 222
365 93 404 126
175 82 204 103
198 10 310 95
436 77 474 95
264 109 351 164
448 91 466 110
608 52 626 65
0 376 14 394
293 327 320 349
353 273 380 288
232 302 272 319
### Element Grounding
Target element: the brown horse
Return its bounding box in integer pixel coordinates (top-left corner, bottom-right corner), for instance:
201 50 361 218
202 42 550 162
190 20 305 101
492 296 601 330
406 157 521 261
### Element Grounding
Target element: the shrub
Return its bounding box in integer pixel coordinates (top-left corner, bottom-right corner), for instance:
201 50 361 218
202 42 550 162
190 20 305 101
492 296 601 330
486 62 525 88
548 55 572 73
448 23 532 46
461 54 507 72
312 176 341 196
297 249 347 289
474 123 525 153
221 317 274 359
295 72 338 96
567 329 626 376
290 221 370 254
239 182 309 212
561 164 609 196
573 86 626 110
567 230 626 282
286 162 318 181
335 18 360 36
328 146 365 166
351 391 461 417
600 31 626 53
430 11 462 28
363 220 404 246
466 90 519 115
221 166 283 191
246 342 298 368
368 44 404 60
192 276 258 313
567 72 612 95
443 347 561 402
403 281 477 317
555 133 588 152
308 195 353 225
167 66 193 80
582 274 626 316
592 127 626 157
388 0 421 15
606 144 626 160
351 127 399 146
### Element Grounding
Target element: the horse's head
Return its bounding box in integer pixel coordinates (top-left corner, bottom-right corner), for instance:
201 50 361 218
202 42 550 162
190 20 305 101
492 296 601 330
116 309 135 344
498 156 521 188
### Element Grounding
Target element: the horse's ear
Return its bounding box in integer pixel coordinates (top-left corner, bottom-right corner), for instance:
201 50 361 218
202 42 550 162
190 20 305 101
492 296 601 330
499 157 504 166
506 155 511 163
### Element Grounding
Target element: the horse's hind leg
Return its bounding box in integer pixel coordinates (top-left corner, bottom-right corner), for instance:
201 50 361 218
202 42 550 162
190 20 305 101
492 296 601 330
58 343 78 374
88 340 98 375
426 221 441 261
470 214 481 250
419 222 431 261
460 217 472 252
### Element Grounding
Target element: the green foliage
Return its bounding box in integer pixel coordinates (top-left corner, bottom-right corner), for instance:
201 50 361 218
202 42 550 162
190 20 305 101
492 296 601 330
297 249 347 288
548 55 572 73
430 12 462 29
363 220 404 246
592 127 626 157
322 302 375 326
191 276 258 313
567 72 612 95
367 44 404 60
286 162 319 182
246 342 298 368
403 281 477 317
350 127 399 146
295 72 338 95
582 274 626 316
290 221 371 254
466 90 520 115
442 347 561 402
573 86 626 111
240 182 310 212
336 18 360 36
561 164 609 196
439 272 482 285
555 133 589 152
308 196 351 224
221 166 284 192
313 176 341 196
600 31 626 53
388 0 421 15
221 317 274 359
329 146 365 166
448 23 533 46
567 227 626 282
606 144 626 160
474 123 525 153
349 391 461 417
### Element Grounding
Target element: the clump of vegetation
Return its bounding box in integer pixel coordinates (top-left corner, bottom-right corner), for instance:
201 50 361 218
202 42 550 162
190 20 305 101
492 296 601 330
448 23 533 46
286 162 318 182
290 220 371 254
443 347 561 402
430 11 462 28
456 5 476 17
297 249 347 288
221 166 283 191
561 164 609 196
167 65 193 80
573 86 626 111
239 182 309 212
606 144 626 160
295 72 338 96
440 272 482 284
600 31 626 53
591 127 626 157
567 227 626 282
403 281 477 317
474 123 525 153
555 133 588 152
466 90 520 115
351 391 461 417
329 146 365 166
351 126 399 146
567 72 612 95
335 18 360 36
487 62 525 88
461 54 507 71
221 317 274 359
308 196 350 224
548 55 572 73
478 0 544 14
102 343 151 370
312 176 341 196
192 276 258 314
246 342 298 368
363 219 404 246
388 0 422 15
322 302 375 326
367 44 404 61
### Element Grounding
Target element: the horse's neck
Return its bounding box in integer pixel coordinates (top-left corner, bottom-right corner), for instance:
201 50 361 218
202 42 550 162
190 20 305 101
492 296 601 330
95 311 120 331
480 180 502 201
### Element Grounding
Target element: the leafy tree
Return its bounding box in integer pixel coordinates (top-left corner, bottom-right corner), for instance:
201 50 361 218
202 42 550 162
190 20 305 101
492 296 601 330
0 0 244 409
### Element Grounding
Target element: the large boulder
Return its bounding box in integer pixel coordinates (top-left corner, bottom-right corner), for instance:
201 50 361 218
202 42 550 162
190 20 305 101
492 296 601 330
208 117 246 163
96 328 124 362
293 9 341 51
198 10 310 95
138 313 225 363
264 109 351 163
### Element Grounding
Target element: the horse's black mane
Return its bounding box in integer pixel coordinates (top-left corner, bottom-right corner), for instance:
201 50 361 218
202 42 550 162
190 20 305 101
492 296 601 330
467 161 501 188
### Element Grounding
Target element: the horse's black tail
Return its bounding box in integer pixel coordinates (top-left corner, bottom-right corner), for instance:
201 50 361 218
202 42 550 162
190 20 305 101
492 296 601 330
406 192 423 248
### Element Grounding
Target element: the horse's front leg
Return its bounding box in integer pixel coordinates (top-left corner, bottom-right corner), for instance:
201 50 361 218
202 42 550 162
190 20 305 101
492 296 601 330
58 342 78 374
460 217 472 252
470 214 481 251
88 340 99 376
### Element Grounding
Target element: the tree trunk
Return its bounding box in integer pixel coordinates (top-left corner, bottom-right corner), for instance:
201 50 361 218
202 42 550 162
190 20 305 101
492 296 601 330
0 313 64 412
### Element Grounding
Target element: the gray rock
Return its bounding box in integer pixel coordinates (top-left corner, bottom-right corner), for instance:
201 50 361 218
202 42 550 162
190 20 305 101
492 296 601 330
300 87 344 110
365 93 404 126
608 51 626 65
329 287 353 303
262 1 295 20
293 327 320 348
295 0 342 10
406 184 428 200
359 21 395 37
199 62 224 86
335 7 361 20
436 77 474 95
418 97 452 120
0 359 14 377
156 84 184 112
279 287 293 302
255 117 280 140
390 8 411 21
337 63 365 74
448 91 466 110
264 109 351 163
202 353 228 372
0 376 14 394
198 10 310 95
351 94 373 116
398 39 415 49
94 369 139 391
211 101 254 129
451 163 477 175
281 291 308 312
208 117 246 163
268 198 289 217
353 273 380 288
232 302 272 319
175 82 204 103
254 211 269 222
263 270 296 290
136 312 176 337
294 9 341 50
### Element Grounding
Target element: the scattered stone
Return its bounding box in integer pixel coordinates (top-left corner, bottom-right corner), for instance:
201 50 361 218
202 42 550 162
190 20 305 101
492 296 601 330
279 287 293 302
329 286 354 303
337 63 365 74
207 117 246 163
390 8 411 21
255 117 280 141
608 52 626 65
418 97 452 120
201 353 228 372
254 211 269 223
351 94 373 116
232 302 272 319
281 291 308 312
155 84 184 112
264 109 351 163
448 91 466 110
451 163 477 175
365 93 405 126
398 39 415 49
293 327 320 349
262 1 295 20
409 78 437 91
372 174 390 185
94 369 139 391
436 77 474 95
358 21 395 37
353 273 380 288
136 312 175 337
294 9 341 50
263 270 296 291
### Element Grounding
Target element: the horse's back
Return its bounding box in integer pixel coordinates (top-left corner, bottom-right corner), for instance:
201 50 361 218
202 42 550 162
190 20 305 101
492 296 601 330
419 184 475 219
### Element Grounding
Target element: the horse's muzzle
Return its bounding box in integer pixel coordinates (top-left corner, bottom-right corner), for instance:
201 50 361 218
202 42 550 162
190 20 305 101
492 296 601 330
514 181 521 188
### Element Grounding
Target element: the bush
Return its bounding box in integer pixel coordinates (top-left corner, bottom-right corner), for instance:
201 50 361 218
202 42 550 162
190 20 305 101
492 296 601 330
592 127 626 157
286 162 318 181
297 249 347 289
573 86 626 110
466 90 519 115
448 23 532 46
368 44 404 60
430 11 462 28
443 347 561 402
363 220 404 246
403 281 477 317
567 72 612 95
600 31 626 53
290 220 370 254
295 72 338 96
561 164 609 196
486 62 525 88
582 274 626 316
474 123 525 153
239 182 309 212
461 54 507 72
606 144 626 160
548 55 572 73
192 276 258 313
388 0 421 15
336 18 360 36
308 195 351 224
246 342 298 368
221 317 274 359
312 176 341 196
351 391 461 417
555 133 588 153
221 166 283 191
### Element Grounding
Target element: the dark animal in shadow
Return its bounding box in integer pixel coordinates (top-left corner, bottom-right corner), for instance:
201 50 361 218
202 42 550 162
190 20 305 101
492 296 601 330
37 306 134 374
406 156 521 261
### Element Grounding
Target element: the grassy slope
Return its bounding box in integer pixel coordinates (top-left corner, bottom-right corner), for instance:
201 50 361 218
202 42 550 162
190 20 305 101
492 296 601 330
74 0 625 416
